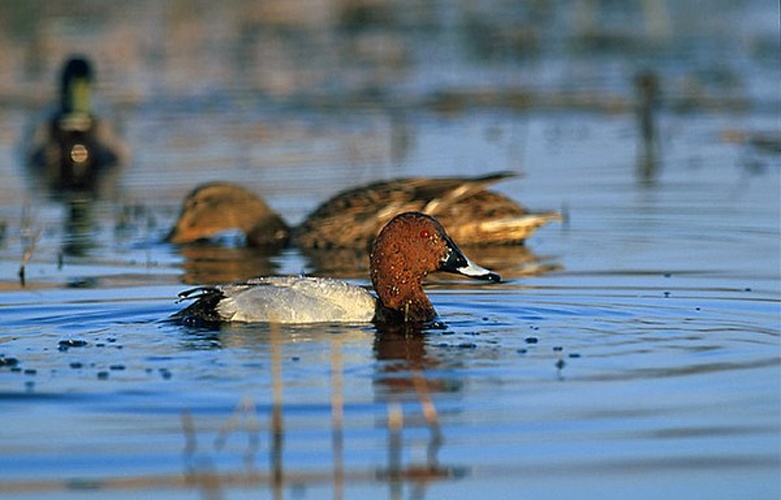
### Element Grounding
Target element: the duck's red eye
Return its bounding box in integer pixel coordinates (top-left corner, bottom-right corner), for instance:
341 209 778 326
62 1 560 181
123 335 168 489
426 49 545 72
420 230 430 239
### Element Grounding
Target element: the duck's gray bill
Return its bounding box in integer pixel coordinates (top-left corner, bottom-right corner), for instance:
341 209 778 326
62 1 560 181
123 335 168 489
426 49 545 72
457 254 501 282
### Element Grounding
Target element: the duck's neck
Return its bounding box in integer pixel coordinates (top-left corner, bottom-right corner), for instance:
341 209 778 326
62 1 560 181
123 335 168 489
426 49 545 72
371 267 436 323
63 77 91 115
246 213 290 247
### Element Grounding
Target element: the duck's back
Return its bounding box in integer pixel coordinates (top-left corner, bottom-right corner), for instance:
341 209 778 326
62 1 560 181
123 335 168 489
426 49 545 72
179 276 377 324
292 173 529 249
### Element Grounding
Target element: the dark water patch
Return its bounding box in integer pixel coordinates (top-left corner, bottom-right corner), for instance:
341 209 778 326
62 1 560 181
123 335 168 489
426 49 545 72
57 339 88 351
0 356 20 368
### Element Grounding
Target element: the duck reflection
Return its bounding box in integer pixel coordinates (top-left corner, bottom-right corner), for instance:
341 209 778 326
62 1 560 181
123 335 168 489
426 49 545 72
179 323 465 497
303 243 560 280
60 195 97 258
373 322 456 435
372 322 461 494
372 322 446 393
170 223 558 285
175 243 283 285
171 239 557 284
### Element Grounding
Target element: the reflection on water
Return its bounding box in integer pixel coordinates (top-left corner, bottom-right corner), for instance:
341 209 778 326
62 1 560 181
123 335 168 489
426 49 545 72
303 243 558 280
176 244 282 285
633 70 661 186
60 196 97 257
170 236 560 284
175 322 459 499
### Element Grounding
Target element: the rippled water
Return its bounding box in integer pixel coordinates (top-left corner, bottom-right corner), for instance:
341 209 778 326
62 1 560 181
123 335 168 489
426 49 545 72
0 1 779 499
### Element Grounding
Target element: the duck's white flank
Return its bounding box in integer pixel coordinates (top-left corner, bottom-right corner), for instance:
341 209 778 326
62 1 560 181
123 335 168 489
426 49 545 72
216 276 377 324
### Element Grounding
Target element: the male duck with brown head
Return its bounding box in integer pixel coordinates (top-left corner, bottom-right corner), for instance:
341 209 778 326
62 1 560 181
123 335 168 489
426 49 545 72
174 212 500 324
27 56 127 193
166 171 560 249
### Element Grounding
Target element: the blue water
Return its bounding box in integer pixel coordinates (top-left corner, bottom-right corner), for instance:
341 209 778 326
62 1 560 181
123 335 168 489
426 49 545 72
0 1 779 499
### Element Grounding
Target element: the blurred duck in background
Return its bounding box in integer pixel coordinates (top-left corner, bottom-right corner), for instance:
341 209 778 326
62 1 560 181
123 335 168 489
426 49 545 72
27 55 127 195
166 172 561 250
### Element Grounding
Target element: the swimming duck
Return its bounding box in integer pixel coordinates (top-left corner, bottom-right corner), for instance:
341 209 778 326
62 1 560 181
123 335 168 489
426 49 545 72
166 172 560 249
27 56 127 192
174 212 500 324
165 181 291 247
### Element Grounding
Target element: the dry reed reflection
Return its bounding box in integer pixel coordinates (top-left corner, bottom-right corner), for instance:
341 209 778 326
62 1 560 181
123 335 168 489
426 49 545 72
175 323 461 499
634 70 661 186
17 205 42 288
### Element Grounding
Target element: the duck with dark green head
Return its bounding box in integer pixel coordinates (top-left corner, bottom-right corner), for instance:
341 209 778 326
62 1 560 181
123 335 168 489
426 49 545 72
27 55 127 194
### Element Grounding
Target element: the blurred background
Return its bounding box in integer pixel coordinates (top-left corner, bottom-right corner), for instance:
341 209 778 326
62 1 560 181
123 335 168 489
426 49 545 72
1 0 777 210
0 0 777 280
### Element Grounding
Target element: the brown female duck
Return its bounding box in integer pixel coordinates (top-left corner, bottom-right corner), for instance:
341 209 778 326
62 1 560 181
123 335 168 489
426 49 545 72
166 171 560 249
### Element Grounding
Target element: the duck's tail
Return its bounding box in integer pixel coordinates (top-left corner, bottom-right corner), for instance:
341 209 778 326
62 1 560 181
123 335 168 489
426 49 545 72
444 211 562 246
420 171 519 213
172 286 225 324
